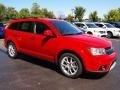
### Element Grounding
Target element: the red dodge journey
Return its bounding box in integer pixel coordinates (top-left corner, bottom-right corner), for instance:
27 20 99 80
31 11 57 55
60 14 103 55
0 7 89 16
4 18 117 78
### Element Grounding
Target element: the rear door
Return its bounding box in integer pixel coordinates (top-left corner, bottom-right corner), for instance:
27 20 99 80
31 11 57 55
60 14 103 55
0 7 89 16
7 22 21 46
18 21 35 54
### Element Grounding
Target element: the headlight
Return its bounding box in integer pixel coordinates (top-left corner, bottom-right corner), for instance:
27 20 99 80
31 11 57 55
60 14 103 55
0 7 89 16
94 30 98 33
89 48 106 55
115 30 120 32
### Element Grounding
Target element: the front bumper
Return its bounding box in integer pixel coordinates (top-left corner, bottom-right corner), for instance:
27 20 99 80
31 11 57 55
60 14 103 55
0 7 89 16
94 32 107 37
113 32 120 37
83 52 117 73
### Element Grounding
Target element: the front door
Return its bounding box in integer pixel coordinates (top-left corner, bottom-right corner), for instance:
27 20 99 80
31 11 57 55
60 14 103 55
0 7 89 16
32 21 58 61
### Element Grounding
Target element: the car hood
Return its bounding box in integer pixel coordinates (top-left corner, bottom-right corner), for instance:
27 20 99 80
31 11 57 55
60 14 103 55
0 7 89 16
106 28 120 31
87 28 106 31
66 34 112 48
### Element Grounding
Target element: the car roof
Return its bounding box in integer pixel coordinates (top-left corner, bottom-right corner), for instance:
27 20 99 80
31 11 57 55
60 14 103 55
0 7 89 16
73 22 95 24
11 18 62 23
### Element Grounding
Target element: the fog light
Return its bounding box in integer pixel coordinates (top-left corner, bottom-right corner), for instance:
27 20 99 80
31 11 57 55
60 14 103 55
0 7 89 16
99 65 106 71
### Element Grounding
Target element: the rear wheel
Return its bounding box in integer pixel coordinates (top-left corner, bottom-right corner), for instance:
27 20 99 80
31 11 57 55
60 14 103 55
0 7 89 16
7 42 17 58
59 53 83 78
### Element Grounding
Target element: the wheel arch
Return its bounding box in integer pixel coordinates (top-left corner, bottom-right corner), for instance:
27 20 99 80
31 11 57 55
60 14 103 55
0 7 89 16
56 49 85 71
87 31 93 34
107 31 113 37
6 40 19 51
107 31 113 33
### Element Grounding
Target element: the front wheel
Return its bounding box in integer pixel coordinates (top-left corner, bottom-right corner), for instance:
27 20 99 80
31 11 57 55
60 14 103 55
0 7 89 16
107 32 113 38
87 32 93 35
59 53 83 78
7 42 17 58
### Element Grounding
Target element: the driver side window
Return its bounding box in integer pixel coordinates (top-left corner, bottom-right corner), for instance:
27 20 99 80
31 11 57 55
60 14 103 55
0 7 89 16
35 22 50 34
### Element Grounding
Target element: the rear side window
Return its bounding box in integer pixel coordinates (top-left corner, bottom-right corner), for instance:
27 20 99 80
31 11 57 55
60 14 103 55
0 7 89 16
35 22 50 34
95 24 103 27
19 22 34 33
9 22 19 30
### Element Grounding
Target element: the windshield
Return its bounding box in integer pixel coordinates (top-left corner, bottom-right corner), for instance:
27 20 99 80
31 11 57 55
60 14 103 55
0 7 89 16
86 24 98 28
105 24 114 28
50 21 83 35
116 22 120 26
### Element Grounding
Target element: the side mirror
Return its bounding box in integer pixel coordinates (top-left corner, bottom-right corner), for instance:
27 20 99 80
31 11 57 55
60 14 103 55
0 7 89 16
43 30 54 37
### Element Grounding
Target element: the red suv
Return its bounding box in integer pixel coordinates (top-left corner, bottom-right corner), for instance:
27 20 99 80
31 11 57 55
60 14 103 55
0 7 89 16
5 18 117 78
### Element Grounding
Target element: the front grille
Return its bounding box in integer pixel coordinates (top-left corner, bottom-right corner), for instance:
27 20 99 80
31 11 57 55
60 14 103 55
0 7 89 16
99 31 105 34
105 47 114 55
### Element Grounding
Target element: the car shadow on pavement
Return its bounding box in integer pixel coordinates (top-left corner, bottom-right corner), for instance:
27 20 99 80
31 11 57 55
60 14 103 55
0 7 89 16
80 72 107 80
17 53 107 80
17 53 60 73
0 48 107 80
111 37 120 39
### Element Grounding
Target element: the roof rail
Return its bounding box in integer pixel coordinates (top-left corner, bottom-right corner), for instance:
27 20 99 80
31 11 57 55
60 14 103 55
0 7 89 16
11 18 18 20
11 17 39 20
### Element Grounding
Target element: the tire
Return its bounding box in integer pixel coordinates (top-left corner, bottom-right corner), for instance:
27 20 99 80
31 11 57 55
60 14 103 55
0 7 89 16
107 32 113 38
87 32 93 35
7 42 17 58
59 53 83 79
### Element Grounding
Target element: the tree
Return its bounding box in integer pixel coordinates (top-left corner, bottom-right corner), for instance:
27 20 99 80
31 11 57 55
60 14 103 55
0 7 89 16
18 8 30 18
31 3 56 18
66 14 74 22
89 11 99 22
31 3 41 17
41 8 55 18
0 3 6 21
47 11 55 18
104 9 120 22
118 8 120 12
6 7 18 19
74 6 86 21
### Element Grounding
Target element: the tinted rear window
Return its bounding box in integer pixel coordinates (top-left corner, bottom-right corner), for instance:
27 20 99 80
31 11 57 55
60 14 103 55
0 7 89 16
19 22 34 33
9 22 19 30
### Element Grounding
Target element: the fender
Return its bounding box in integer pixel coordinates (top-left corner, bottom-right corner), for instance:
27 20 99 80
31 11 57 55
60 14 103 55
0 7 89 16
6 37 20 52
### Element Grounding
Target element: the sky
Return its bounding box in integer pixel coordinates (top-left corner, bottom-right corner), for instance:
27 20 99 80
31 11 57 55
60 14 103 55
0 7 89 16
0 0 120 19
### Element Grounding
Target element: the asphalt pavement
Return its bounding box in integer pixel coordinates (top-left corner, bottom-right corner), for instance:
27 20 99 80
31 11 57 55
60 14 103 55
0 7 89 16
0 38 120 90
